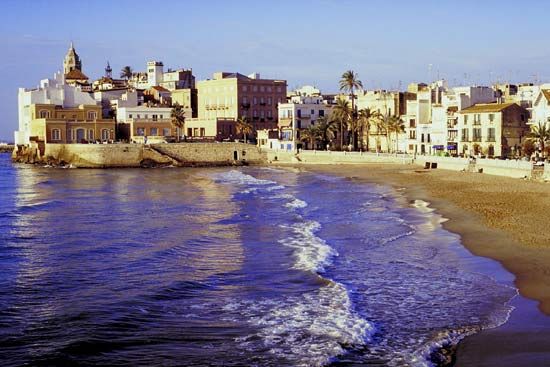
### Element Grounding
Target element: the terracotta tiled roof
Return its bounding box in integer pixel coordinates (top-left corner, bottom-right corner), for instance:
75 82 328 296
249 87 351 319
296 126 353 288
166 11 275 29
65 69 89 80
460 102 517 113
151 86 170 92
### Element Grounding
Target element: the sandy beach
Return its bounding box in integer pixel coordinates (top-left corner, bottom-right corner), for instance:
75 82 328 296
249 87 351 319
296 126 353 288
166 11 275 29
289 163 550 366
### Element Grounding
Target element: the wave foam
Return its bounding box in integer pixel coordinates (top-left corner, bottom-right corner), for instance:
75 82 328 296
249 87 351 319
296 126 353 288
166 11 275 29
279 220 336 273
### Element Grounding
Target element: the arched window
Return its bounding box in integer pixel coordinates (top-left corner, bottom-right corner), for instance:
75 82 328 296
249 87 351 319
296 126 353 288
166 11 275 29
101 129 110 141
51 129 61 141
89 129 94 141
39 110 50 118
87 111 97 120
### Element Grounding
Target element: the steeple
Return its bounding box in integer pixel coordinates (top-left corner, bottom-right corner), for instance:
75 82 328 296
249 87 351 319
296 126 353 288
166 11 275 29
63 42 82 75
105 61 112 78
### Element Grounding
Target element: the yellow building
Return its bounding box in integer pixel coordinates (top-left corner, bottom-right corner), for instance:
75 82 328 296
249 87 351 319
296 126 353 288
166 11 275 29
196 72 287 136
171 88 197 118
29 104 115 144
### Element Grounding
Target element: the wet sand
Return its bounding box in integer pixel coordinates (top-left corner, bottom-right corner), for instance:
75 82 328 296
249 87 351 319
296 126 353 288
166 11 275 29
286 163 550 367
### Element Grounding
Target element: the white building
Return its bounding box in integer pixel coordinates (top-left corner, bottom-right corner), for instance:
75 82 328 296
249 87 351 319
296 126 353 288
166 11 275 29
116 106 172 123
15 71 97 145
94 89 138 118
531 89 550 127
147 61 164 87
277 86 333 151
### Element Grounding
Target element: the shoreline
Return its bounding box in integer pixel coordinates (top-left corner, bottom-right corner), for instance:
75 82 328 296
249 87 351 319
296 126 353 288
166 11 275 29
288 163 550 366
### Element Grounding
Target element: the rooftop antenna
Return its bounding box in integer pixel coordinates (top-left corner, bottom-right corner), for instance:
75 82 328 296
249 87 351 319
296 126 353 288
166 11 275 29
428 64 433 82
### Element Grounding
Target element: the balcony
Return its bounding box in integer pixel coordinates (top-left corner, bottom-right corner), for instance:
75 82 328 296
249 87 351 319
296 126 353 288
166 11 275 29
241 103 251 109
486 137 496 142
472 136 482 142
460 137 469 142
473 120 481 126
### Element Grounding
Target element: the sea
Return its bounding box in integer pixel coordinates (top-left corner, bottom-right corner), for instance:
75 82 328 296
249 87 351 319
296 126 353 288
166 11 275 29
0 153 518 366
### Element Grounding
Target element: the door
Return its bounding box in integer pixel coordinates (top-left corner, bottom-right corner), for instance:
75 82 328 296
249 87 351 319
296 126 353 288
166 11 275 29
76 128 86 143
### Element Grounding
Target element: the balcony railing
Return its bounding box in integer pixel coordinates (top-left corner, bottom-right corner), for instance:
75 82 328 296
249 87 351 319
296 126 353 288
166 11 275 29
472 136 482 142
486 137 496 142
461 137 469 142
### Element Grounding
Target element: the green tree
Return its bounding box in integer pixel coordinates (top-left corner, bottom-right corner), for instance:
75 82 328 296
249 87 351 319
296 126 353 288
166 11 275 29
299 125 321 150
357 108 378 151
170 103 186 141
522 139 536 158
120 66 133 80
332 98 352 150
236 117 253 144
339 70 363 150
386 115 405 153
529 121 550 157
316 115 337 150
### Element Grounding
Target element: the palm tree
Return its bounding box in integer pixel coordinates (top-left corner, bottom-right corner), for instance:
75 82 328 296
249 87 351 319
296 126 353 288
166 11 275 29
529 121 550 157
332 98 352 150
386 115 405 153
171 103 186 141
299 125 320 150
120 66 133 80
236 117 253 144
339 70 363 150
357 108 377 151
316 116 337 150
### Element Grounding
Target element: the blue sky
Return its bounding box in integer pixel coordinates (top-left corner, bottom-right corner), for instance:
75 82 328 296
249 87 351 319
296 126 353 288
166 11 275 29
1 0 549 141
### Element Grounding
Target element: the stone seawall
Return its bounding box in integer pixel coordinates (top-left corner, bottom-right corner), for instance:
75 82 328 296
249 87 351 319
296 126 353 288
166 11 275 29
12 143 266 168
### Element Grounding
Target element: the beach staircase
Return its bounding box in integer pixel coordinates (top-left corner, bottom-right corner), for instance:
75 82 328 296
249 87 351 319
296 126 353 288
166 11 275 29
143 145 182 166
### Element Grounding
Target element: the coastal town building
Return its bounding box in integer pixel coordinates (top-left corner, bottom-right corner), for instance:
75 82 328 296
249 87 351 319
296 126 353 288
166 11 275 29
129 61 195 91
116 106 174 143
93 89 139 118
63 43 91 92
457 102 529 157
92 62 128 91
15 71 99 145
171 88 197 118
277 86 333 150
531 89 550 127
196 72 287 134
28 103 115 144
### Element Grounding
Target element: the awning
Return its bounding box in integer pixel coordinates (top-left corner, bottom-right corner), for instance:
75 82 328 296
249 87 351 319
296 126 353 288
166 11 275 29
433 145 445 150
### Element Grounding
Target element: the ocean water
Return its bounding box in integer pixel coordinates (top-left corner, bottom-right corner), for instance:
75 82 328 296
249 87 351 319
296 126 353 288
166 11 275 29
0 154 517 366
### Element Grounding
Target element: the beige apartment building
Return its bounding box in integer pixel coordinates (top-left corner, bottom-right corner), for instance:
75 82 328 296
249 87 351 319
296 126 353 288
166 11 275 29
29 104 115 144
457 102 529 157
194 72 287 138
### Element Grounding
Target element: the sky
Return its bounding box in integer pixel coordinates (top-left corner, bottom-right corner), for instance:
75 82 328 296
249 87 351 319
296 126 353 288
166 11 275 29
1 0 550 141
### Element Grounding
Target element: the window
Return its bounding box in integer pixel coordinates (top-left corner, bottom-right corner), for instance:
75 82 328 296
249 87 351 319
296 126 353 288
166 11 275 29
260 86 265 92
242 86 248 92
319 110 325 117
521 114 526 122
253 86 258 92
193 128 199 136
89 129 94 141
267 110 272 118
409 130 416 139
152 114 158 121
260 97 265 104
243 96 248 104
297 120 302 129
260 110 265 118
129 114 133 118
267 97 272 105
311 109 314 115
473 128 482 141
137 114 141 119
253 97 258 105
187 128 192 136
489 113 495 122
464 115 469 124
51 129 61 141
297 109 302 118
409 119 416 128
137 128 145 136
461 128 469 141
88 111 97 120
487 128 496 142
159 114 163 119
101 129 110 141
474 114 481 125
150 128 158 136
200 128 205 137
39 110 50 118
277 87 282 93
163 128 170 136
267 86 272 92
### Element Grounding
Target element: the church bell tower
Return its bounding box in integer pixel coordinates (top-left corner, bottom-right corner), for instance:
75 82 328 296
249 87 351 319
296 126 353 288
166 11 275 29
63 42 82 75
